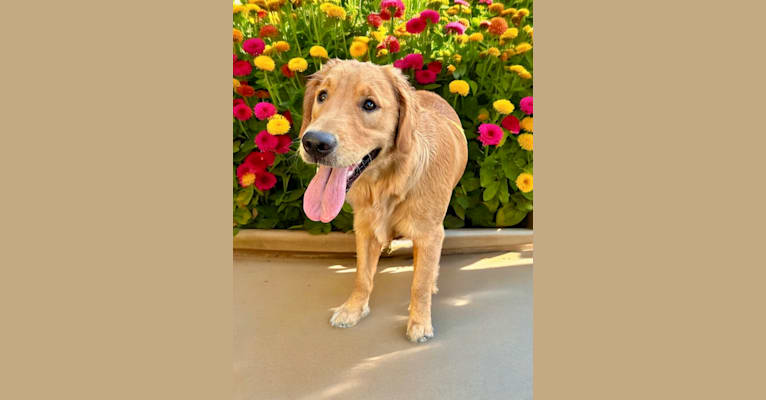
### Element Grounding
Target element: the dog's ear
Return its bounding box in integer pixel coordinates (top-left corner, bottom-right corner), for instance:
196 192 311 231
384 65 417 153
300 59 341 137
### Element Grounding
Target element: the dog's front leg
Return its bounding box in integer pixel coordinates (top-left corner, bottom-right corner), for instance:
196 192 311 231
406 228 444 343
329 230 382 328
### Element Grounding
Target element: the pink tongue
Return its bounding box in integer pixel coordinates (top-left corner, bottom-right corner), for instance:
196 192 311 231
303 165 350 223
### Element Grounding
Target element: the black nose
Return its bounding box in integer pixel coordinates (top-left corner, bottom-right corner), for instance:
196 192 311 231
302 130 337 159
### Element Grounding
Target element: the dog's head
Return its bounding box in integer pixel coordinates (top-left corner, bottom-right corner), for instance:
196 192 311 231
299 59 417 223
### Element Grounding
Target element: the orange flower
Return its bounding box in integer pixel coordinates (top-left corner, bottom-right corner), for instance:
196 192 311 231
488 17 508 36
233 28 244 43
254 90 270 99
260 24 278 38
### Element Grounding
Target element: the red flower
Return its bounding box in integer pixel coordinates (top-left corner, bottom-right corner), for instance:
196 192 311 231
255 130 279 152
479 20 490 29
282 110 293 125
367 13 383 28
254 171 277 191
280 64 294 78
377 36 400 53
478 123 503 146
244 151 275 171
233 60 252 77
233 103 252 121
501 115 520 134
260 24 278 38
234 98 245 107
427 61 442 73
380 0 404 19
254 90 270 99
406 17 426 34
236 163 258 187
274 134 292 154
242 38 266 56
236 84 255 97
415 69 436 84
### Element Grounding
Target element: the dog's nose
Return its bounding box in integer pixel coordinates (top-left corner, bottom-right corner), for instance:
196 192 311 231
302 130 337 159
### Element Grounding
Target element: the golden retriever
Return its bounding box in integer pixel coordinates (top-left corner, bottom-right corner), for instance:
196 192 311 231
299 59 467 342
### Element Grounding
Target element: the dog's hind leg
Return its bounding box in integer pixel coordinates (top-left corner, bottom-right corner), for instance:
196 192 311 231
329 229 382 328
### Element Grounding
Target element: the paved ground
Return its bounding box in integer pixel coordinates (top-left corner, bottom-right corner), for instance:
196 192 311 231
234 250 533 400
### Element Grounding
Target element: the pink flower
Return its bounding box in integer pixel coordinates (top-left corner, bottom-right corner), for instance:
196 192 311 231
478 123 503 146
254 171 277 191
380 0 405 19
415 69 436 84
479 0 492 4
367 13 383 28
406 17 426 34
242 38 265 56
274 134 292 154
444 22 466 35
520 96 533 115
234 103 252 121
455 0 469 6
233 54 237 62
395 53 424 70
420 9 440 24
427 61 442 73
233 60 252 77
255 130 279 152
501 115 520 134
253 102 277 120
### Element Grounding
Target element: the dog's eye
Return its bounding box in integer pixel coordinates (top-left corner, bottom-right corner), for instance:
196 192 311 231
317 91 327 103
362 99 377 111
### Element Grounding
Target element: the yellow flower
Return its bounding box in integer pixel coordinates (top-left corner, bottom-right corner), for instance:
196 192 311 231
254 55 275 71
288 57 308 72
309 45 328 58
515 42 532 54
501 8 517 16
266 115 290 135
520 117 533 132
458 18 470 27
517 8 530 17
273 41 290 52
263 44 274 55
453 54 462 63
447 64 456 73
446 6 458 15
371 30 385 42
519 70 532 79
233 5 246 13
488 3 504 14
508 64 532 79
501 27 519 40
349 40 368 58
523 25 533 34
352 36 370 44
233 28 244 43
487 47 501 57
321 3 346 19
233 79 240 90
477 108 489 122
240 172 256 187
493 99 515 114
394 23 410 37
515 172 533 193
376 48 388 57
456 34 469 44
518 133 533 151
469 33 484 42
449 80 470 96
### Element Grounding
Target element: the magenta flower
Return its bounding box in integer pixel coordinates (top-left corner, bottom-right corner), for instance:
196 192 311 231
242 38 265 56
444 22 466 35
420 9 440 24
234 103 252 121
255 130 278 152
415 69 437 85
253 102 277 120
478 123 503 146
406 17 426 34
394 53 424 70
233 60 252 77
520 96 533 115
380 0 405 20
479 0 492 4
501 115 520 134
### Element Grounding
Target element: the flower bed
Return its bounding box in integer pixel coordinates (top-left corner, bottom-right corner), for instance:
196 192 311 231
233 0 533 235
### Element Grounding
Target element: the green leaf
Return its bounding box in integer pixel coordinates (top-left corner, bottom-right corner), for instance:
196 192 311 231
513 150 527 168
452 203 465 220
233 206 252 225
235 186 254 207
422 84 441 90
461 175 480 192
483 181 499 201
496 204 527 227
456 194 470 209
498 179 510 204
443 215 465 229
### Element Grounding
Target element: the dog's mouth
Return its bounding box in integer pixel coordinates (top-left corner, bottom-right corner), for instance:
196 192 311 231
303 148 381 223
345 148 381 192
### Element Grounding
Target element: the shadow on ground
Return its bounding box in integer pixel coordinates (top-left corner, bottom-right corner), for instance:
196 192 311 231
234 250 533 400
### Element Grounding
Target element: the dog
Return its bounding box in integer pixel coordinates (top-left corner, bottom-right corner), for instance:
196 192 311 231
299 59 468 343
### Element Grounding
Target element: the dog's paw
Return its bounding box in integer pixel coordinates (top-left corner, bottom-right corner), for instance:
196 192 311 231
406 318 434 343
329 303 370 328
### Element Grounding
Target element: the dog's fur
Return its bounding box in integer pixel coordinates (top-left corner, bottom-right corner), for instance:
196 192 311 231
299 59 468 342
